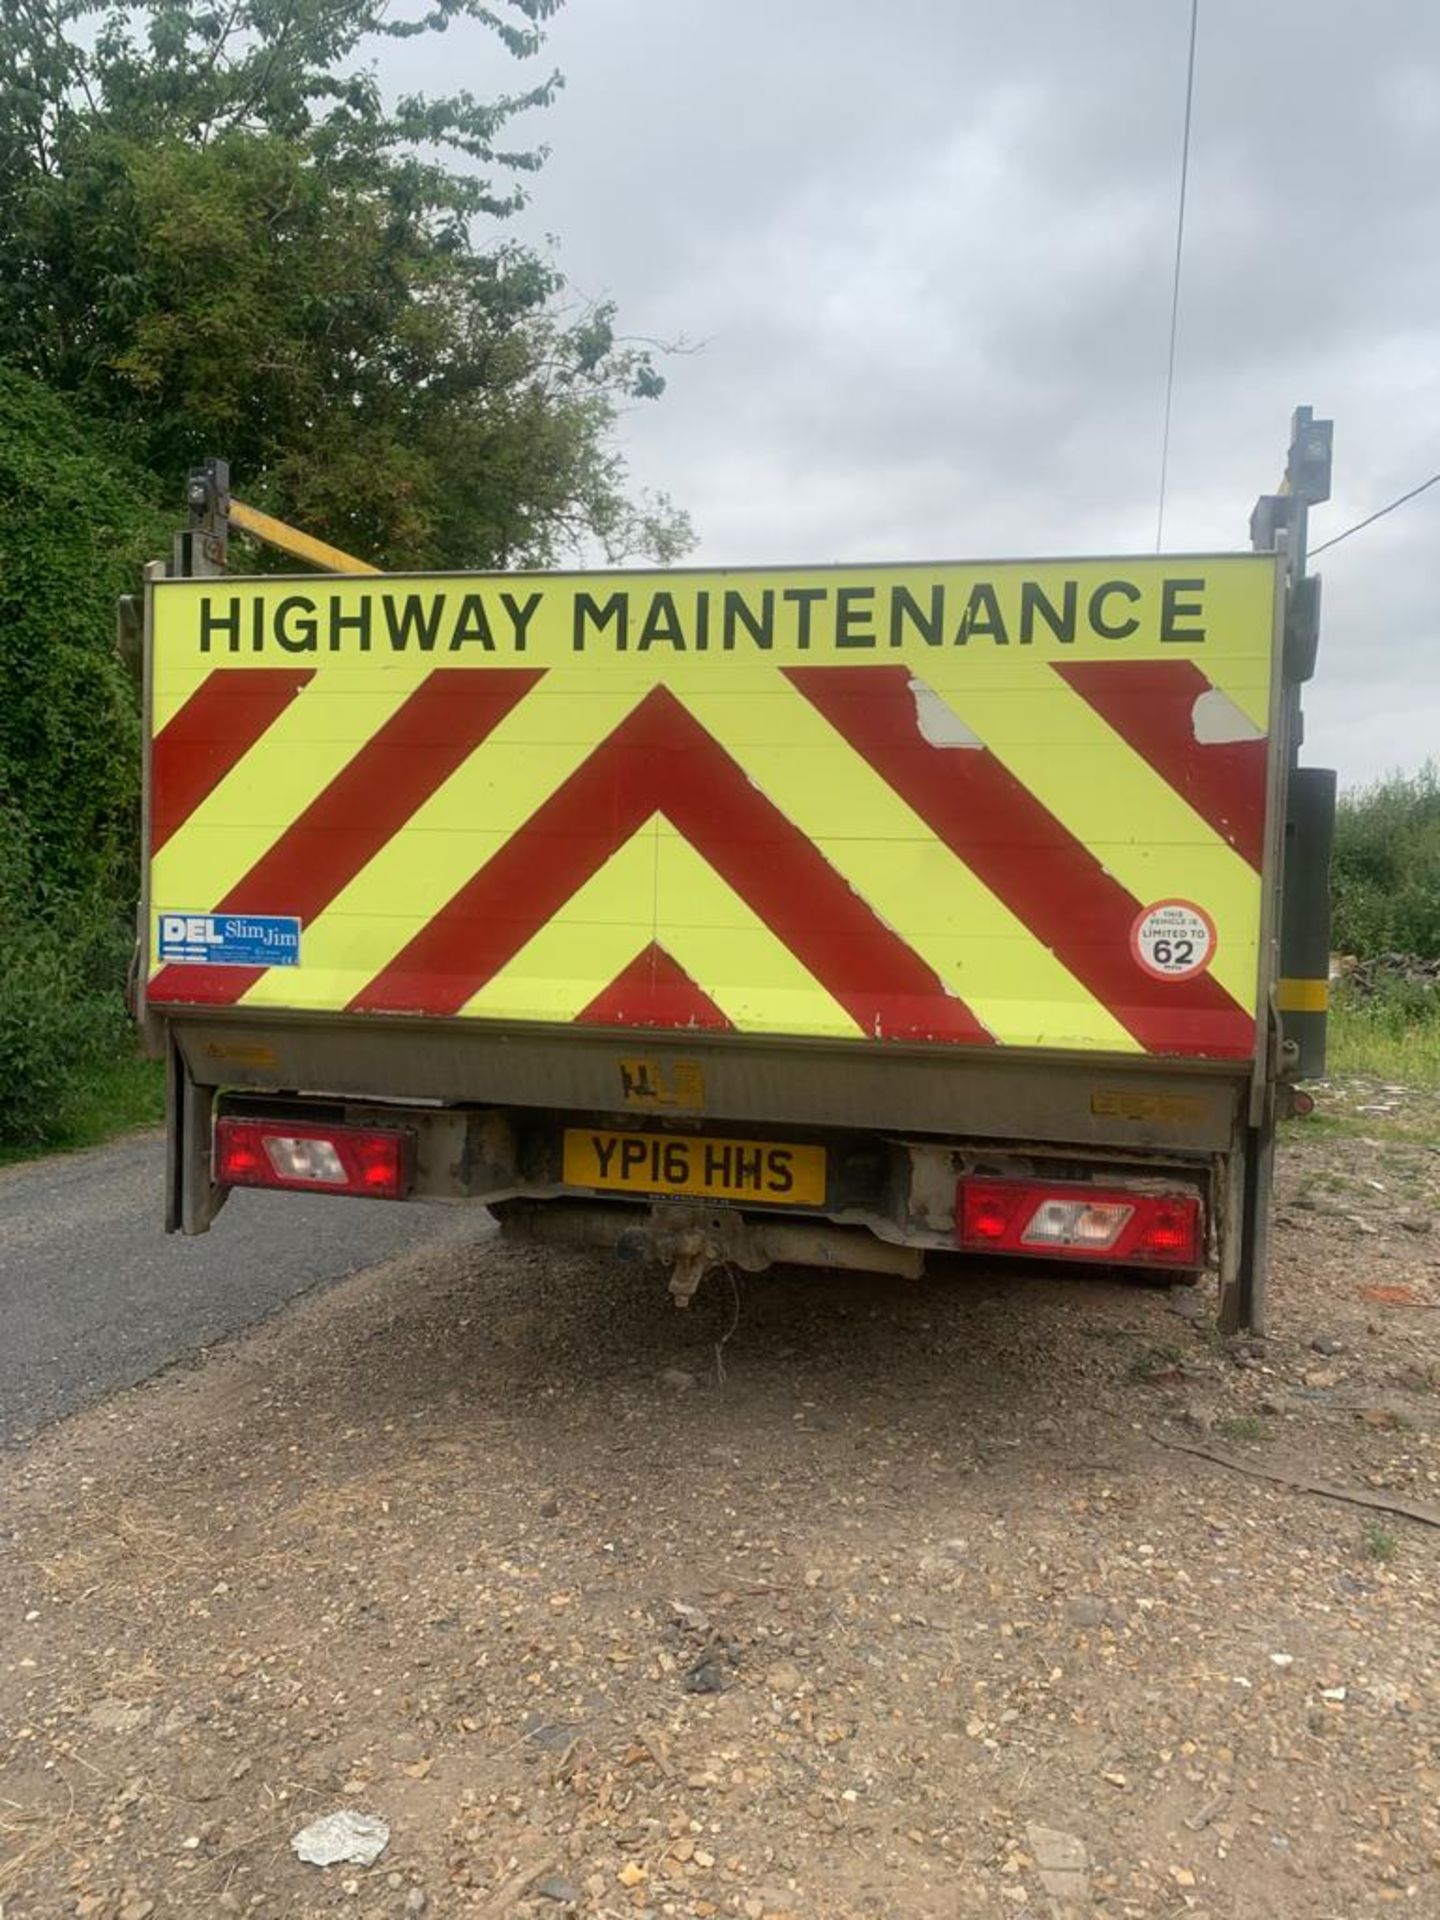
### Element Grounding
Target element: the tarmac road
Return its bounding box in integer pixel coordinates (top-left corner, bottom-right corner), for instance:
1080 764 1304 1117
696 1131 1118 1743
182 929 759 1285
0 1130 471 1445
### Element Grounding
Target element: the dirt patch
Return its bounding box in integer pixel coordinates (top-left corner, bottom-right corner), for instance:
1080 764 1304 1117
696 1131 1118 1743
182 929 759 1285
3 1086 1440 1919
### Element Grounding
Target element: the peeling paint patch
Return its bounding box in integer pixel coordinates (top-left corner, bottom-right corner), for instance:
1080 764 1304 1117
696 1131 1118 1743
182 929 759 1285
907 676 983 749
1191 687 1265 745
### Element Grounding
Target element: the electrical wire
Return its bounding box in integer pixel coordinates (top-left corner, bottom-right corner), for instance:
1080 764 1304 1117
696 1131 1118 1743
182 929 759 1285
1155 0 1200 553
1309 470 1440 557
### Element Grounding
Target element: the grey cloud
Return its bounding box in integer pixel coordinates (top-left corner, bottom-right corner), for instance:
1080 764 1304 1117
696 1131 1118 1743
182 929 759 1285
388 0 1440 782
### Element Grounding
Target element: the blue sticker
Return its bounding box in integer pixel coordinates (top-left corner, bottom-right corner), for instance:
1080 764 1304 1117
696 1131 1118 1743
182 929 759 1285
157 913 301 967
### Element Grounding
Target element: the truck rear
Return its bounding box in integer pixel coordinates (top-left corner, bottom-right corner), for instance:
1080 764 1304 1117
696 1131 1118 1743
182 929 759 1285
138 435 1333 1330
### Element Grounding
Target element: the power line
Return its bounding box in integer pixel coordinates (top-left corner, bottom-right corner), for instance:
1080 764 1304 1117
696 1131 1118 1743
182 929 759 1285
1310 469 1440 557
1155 0 1200 553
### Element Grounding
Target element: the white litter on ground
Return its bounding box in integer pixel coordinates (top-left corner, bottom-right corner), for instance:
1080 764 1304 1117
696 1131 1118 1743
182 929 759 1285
290 1810 390 1868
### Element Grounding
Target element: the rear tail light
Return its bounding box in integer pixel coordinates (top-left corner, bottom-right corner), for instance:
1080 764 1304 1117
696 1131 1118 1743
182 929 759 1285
957 1179 1201 1267
265 1135 348 1185
215 1118 411 1200
1021 1197 1134 1251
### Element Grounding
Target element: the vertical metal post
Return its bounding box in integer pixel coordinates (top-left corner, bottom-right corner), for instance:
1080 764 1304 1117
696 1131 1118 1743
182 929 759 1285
1226 408 1333 1331
1228 1115 1275 1335
161 461 231 1232
1279 767 1337 1075
172 457 231 578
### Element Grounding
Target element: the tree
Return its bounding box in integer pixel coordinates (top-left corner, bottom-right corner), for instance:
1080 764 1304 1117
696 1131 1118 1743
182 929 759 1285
0 367 165 1144
0 365 163 905
0 0 691 567
1331 766 1440 960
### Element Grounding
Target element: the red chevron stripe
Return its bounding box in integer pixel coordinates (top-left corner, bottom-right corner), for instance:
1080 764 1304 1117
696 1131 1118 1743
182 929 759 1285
352 686 991 1045
151 668 313 852
577 942 734 1031
1054 660 1268 868
787 666 1257 1060
149 668 542 1006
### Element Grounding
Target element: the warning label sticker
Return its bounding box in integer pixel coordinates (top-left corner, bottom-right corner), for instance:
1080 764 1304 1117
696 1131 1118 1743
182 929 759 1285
1131 901 1216 981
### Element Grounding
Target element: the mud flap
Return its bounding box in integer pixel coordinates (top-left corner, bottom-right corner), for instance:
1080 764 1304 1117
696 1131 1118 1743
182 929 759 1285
165 1038 228 1236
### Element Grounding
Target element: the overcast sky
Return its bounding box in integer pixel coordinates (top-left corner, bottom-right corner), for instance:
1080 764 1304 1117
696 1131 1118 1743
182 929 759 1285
392 0 1440 788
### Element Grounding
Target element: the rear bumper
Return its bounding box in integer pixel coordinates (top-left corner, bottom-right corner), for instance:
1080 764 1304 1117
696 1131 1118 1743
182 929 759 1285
199 1086 1215 1271
155 1005 1252 1155
157 1012 1243 1284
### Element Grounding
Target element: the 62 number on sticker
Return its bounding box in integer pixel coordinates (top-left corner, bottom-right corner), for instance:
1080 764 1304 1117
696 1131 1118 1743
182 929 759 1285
1131 900 1216 982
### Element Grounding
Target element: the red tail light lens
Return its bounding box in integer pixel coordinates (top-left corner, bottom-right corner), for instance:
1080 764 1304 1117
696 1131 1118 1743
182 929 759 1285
961 1183 1028 1245
1134 1199 1205 1260
215 1119 411 1200
957 1179 1201 1267
969 1196 1010 1241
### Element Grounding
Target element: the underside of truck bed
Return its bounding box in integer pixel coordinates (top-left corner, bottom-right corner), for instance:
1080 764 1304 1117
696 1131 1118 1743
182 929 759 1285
161 1009 1247 1306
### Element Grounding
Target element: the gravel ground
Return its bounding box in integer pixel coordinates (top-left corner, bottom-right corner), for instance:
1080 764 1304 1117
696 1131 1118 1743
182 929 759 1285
2 1080 1439 1920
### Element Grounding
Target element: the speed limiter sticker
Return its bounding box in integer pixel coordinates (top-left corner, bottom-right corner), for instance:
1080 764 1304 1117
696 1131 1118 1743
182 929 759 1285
1131 900 1217 981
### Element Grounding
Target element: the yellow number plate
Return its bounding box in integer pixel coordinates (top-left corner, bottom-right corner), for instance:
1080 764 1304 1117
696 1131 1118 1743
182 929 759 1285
563 1129 826 1206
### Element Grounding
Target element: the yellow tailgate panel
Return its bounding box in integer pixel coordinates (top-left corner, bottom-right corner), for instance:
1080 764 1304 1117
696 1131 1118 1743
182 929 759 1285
146 555 1279 1061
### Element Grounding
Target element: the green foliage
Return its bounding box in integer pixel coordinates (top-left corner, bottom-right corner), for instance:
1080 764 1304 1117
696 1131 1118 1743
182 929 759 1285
0 802 140 1148
0 0 691 568
0 91 167 1135
0 3 693 1153
1217 1416 1264 1444
1326 991 1440 1088
0 364 165 901
1363 1522 1398 1563
0 369 161 1145
1331 765 1440 960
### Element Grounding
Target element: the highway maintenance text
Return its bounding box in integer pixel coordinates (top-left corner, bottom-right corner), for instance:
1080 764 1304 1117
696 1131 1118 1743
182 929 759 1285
186 572 1221 658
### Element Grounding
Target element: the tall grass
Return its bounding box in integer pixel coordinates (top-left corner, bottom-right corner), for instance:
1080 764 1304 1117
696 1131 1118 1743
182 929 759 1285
1325 992 1440 1087
1332 764 1440 958
1325 766 1440 1088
